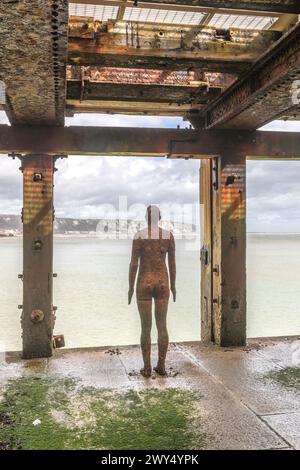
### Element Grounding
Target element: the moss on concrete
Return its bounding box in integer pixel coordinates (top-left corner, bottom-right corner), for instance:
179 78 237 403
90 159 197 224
268 367 300 391
0 375 207 450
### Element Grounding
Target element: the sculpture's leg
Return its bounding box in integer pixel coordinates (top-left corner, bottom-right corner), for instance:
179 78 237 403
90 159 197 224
154 299 169 376
137 299 152 377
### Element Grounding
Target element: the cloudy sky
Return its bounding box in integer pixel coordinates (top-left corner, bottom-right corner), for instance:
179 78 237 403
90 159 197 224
0 110 300 232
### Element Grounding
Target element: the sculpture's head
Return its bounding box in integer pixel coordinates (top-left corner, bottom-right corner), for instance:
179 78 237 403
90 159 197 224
146 205 161 226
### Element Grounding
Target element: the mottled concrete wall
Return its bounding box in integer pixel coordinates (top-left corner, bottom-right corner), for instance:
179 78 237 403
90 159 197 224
0 0 68 125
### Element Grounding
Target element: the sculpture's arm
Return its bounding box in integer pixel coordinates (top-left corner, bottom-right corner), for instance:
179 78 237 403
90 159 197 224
128 236 140 305
168 233 176 302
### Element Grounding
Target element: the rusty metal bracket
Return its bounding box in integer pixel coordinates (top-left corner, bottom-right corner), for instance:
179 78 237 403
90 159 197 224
212 159 219 191
213 265 219 275
53 335 65 349
200 246 209 265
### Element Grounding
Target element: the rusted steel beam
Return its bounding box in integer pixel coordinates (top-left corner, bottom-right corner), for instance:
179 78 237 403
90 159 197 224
66 99 198 116
68 37 263 74
21 155 55 359
66 74 220 114
196 23 300 130
67 66 237 89
69 18 281 41
69 0 299 14
66 80 220 104
1 125 300 158
68 22 280 73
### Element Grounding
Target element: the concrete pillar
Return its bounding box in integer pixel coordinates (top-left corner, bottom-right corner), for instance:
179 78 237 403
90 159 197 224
200 159 213 343
212 154 247 346
21 155 55 359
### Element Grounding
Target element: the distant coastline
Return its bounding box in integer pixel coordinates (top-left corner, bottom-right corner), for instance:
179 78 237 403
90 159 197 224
0 214 197 239
1 215 299 238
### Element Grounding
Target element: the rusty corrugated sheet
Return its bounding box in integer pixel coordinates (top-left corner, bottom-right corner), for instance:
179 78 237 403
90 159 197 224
67 65 207 86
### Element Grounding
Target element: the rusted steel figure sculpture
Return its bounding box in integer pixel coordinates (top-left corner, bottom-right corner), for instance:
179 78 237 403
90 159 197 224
128 206 176 377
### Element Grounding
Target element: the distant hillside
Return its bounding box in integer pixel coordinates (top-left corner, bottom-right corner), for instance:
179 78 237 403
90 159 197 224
0 214 101 235
0 214 197 237
0 215 21 232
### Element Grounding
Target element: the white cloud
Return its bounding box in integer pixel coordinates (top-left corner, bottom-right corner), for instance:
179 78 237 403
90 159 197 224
260 120 300 132
65 113 184 129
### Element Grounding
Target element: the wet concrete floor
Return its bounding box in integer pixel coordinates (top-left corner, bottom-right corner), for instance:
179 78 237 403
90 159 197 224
1 338 299 450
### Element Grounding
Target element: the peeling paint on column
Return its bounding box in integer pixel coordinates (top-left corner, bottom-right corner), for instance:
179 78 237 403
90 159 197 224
212 155 247 347
221 164 246 219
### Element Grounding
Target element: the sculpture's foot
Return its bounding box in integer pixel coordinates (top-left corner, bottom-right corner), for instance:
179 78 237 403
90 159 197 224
140 367 152 378
154 366 167 377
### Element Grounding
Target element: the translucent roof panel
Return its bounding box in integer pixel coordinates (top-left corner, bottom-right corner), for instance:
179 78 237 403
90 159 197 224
69 3 119 21
123 7 205 26
208 14 278 30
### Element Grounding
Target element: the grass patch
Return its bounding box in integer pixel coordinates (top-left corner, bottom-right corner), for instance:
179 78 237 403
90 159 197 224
268 367 300 391
0 376 207 450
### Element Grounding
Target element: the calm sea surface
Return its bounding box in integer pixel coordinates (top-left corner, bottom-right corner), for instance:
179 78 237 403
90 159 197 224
1 235 300 352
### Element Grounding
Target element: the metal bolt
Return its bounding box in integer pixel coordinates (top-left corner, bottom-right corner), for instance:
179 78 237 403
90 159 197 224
213 266 219 275
31 309 44 323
